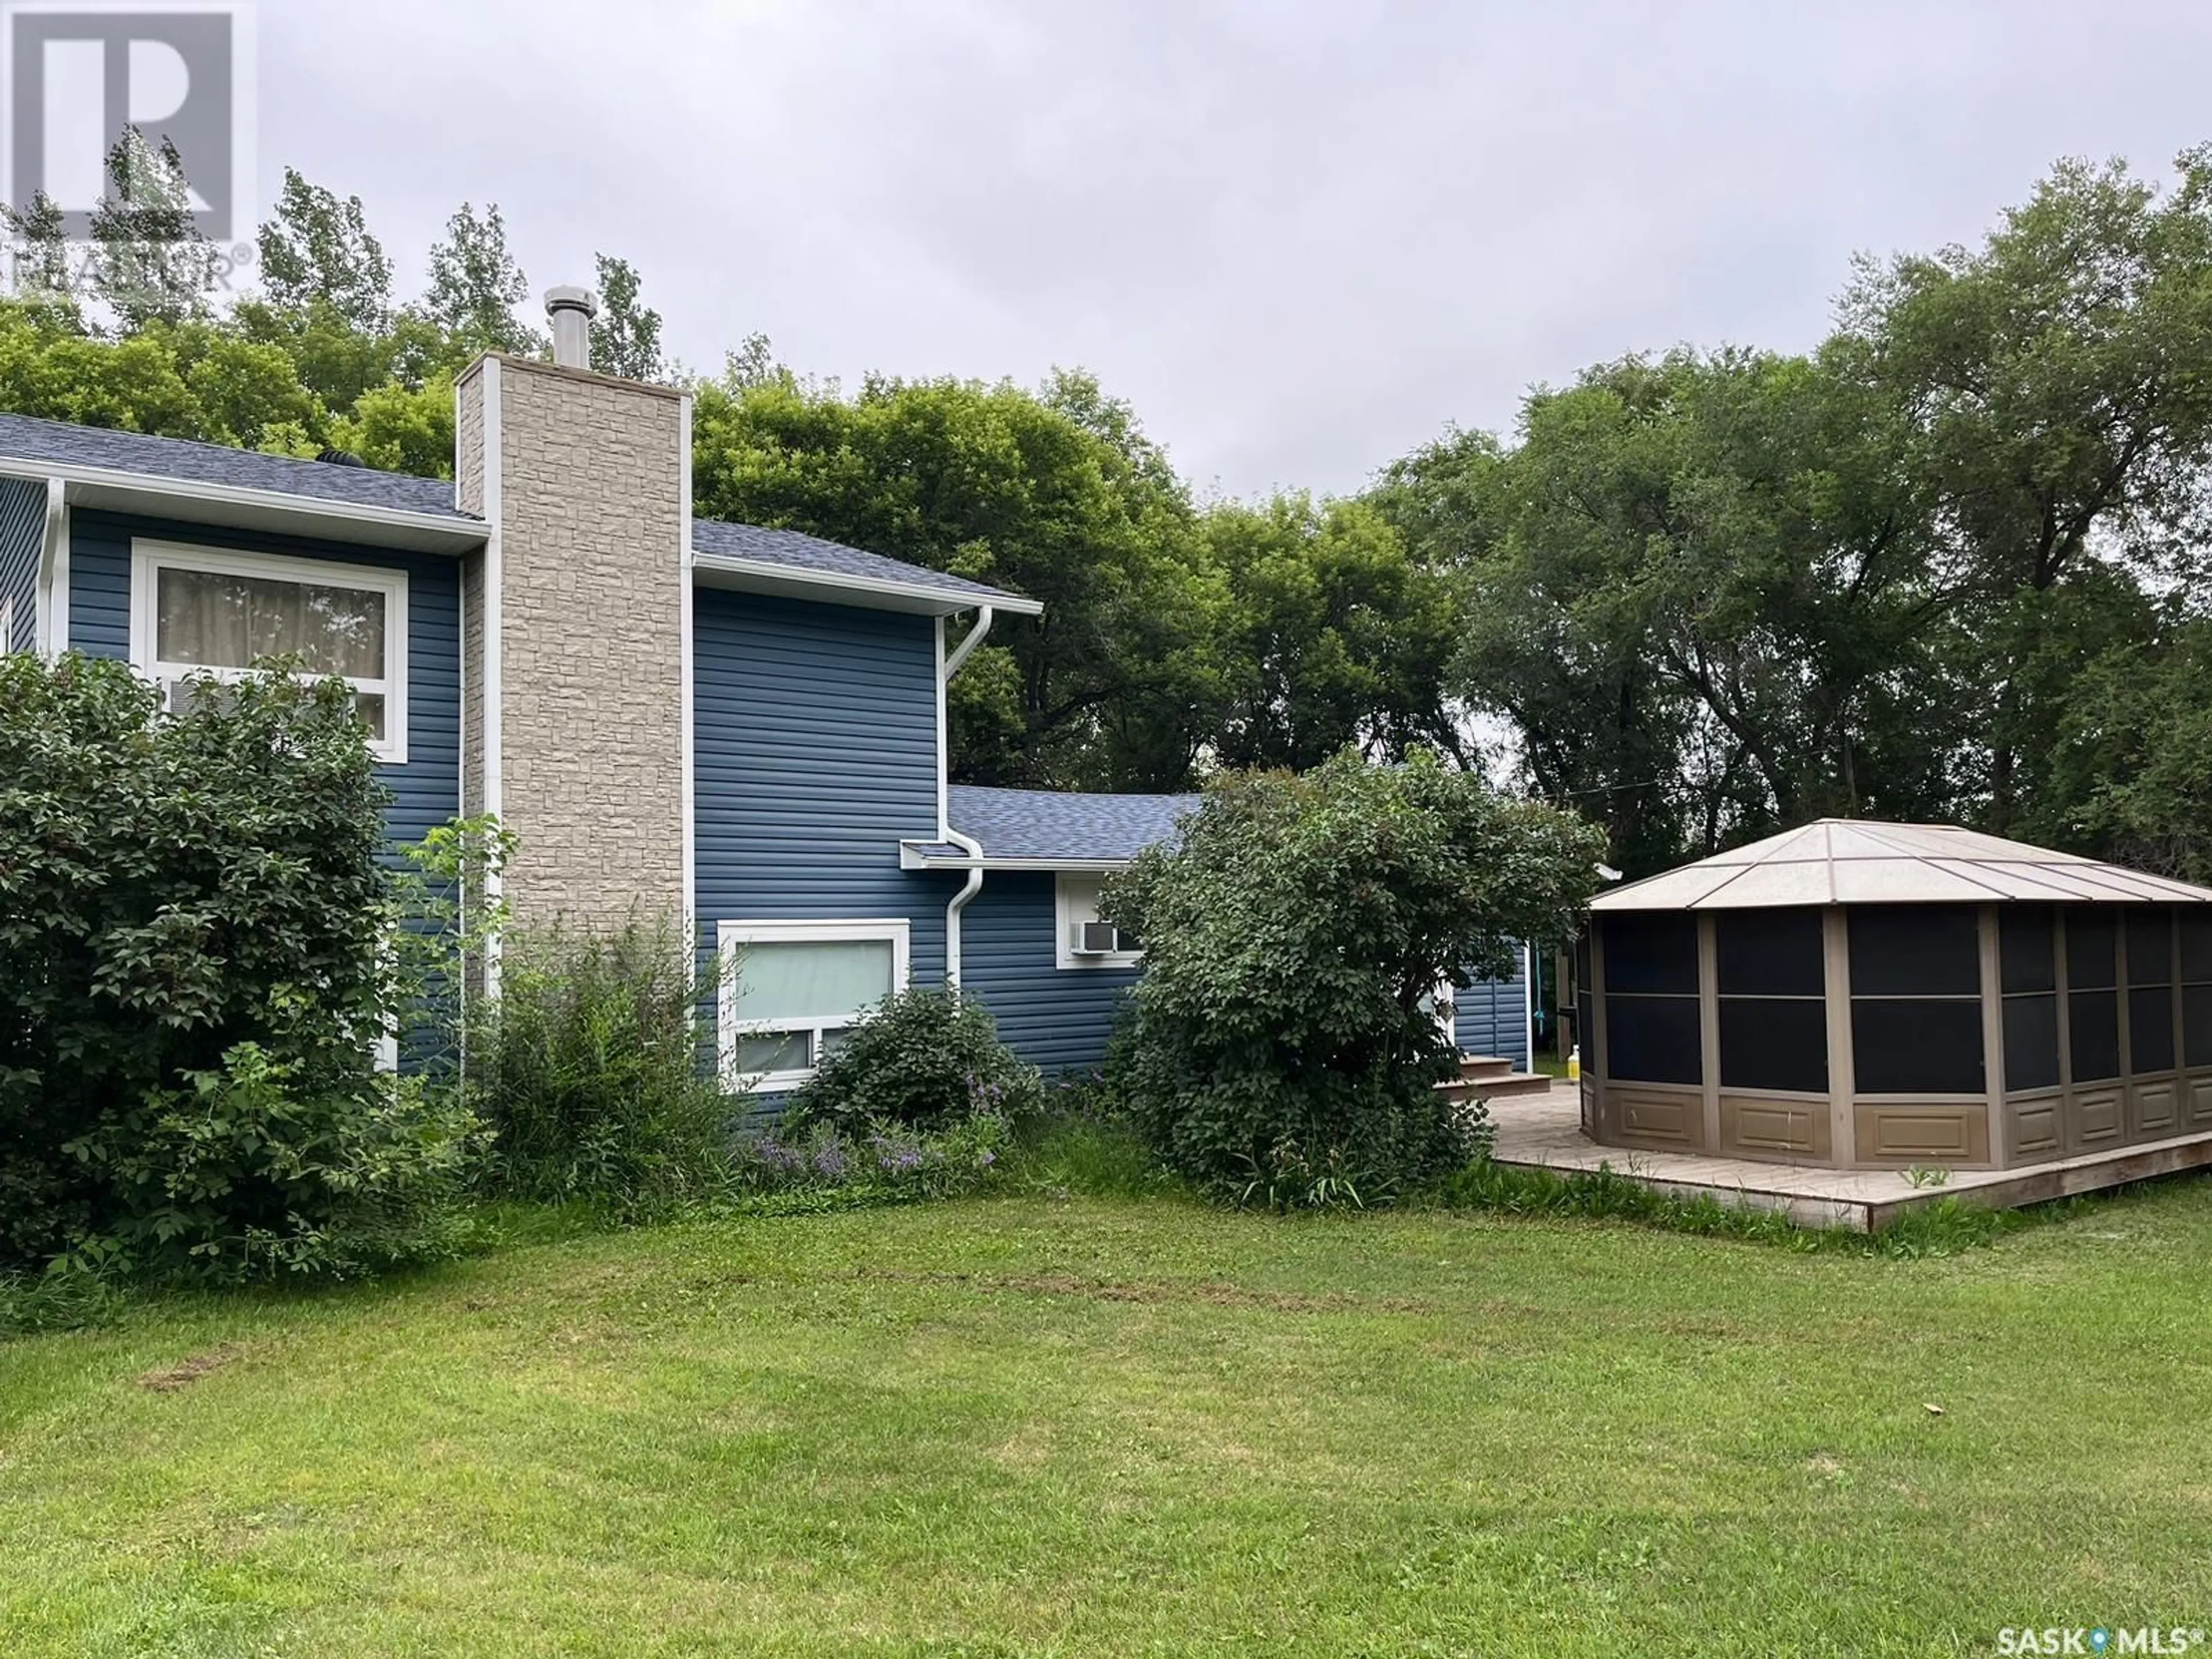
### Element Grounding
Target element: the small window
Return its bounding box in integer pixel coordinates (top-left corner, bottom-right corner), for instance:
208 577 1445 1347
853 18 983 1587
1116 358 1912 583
130 541 408 764
2003 994 2059 1093
2183 914 2212 986
1849 907 1979 997
1853 999 1984 1096
1719 997 1828 1093
1604 993 1701 1085
2069 990 2120 1084
2130 986 2176 1075
2186 984 2212 1071
2127 912 2174 987
1715 908 1824 999
717 919 910 1088
2000 908 2056 995
1055 872 1141 969
2066 912 2117 990
1601 914 1698 995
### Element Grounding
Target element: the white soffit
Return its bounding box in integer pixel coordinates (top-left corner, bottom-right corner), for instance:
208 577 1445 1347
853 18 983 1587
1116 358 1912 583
1590 820 2212 911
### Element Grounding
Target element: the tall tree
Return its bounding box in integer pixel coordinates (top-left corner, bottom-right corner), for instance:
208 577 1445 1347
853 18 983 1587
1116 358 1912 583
590 253 665 381
1836 147 2212 833
1380 349 1953 874
255 168 393 333
88 130 216 332
690 366 1215 789
419 202 543 357
1201 493 1465 773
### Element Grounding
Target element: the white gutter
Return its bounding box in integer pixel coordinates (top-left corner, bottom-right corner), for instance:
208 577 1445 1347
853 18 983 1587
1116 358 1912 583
943 604 995 676
36 475 66 656
694 551 1041 619
903 846 1134 874
0 459 487 552
938 605 997 990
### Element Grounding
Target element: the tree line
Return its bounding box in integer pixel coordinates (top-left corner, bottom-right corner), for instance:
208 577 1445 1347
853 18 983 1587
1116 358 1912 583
6 145 2211 883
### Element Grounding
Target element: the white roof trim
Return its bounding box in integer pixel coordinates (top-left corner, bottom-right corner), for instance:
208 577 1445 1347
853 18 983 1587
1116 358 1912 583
695 548 1042 618
0 460 488 554
900 842 1130 874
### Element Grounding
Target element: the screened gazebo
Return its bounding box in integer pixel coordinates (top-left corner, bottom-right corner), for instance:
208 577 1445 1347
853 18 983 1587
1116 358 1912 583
1575 821 2212 1172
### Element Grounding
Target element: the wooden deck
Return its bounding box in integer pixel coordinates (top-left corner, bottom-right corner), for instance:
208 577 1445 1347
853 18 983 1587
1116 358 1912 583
1487 1082 2212 1231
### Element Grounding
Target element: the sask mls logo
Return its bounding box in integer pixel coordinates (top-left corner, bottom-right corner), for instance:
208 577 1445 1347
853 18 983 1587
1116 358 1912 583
1 0 256 240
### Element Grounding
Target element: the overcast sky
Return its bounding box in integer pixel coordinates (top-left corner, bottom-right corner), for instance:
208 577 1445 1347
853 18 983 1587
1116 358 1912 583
257 0 2212 499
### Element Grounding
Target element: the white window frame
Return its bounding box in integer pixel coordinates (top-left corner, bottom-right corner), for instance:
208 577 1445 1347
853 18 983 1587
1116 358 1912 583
0 593 13 654
717 918 911 1091
1055 871 1142 970
128 539 410 765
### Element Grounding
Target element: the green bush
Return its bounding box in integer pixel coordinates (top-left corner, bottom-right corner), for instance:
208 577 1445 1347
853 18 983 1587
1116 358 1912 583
0 653 467 1278
462 919 731 1214
786 988 1043 1135
726 1113 1012 1212
1105 747 1604 1208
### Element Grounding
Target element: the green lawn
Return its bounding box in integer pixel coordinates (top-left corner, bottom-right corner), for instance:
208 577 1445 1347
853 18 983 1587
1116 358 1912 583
5 1184 2212 1657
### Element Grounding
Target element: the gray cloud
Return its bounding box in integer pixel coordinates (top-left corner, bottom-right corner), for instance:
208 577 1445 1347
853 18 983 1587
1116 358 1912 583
259 0 2212 497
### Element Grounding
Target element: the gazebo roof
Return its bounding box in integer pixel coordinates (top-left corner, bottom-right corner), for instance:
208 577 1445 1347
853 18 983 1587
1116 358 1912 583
1589 820 2212 912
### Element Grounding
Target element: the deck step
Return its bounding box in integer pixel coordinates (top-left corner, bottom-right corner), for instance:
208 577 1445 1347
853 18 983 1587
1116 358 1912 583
1435 1070 1554 1102
1458 1055 1518 1081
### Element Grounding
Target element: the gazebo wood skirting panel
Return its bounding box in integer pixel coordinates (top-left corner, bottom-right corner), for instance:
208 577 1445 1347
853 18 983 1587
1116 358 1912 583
1575 822 2212 1176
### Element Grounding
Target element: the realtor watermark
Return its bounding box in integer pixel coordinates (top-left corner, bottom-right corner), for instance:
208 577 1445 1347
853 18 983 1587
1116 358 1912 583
1 0 255 299
1997 1627 2207 1655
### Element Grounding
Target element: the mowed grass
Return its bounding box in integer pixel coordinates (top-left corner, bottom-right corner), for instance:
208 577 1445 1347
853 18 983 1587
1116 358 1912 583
5 1182 2212 1657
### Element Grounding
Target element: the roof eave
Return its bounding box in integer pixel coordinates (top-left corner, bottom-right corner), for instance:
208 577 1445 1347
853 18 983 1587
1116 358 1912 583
0 459 487 555
695 549 1042 618
899 842 1132 873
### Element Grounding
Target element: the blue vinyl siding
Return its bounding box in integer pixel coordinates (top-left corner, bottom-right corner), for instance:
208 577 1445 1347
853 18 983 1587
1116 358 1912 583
63 511 461 848
1456 949 1531 1067
693 589 949 993
0 478 40 650
960 872 1135 1075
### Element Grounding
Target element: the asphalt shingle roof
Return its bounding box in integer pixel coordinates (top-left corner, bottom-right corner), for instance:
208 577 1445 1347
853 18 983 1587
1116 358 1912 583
691 518 1027 607
0 410 1035 607
948 785 1198 863
0 411 471 518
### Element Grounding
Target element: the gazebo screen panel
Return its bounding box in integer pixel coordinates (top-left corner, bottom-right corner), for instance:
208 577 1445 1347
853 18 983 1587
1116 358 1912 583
2000 907 2061 1092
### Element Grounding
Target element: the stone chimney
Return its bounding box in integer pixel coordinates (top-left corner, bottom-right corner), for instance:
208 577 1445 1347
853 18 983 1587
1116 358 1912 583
453 293 691 937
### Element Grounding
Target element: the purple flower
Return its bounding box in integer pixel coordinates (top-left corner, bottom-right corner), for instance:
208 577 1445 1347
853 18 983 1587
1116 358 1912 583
812 1140 848 1179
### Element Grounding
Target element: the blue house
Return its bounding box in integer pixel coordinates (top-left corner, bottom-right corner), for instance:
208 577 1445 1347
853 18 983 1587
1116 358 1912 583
0 291 1531 1089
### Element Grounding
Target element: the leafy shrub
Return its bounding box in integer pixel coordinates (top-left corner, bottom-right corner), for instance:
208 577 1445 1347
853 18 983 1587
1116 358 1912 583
1105 747 1604 1207
727 1113 1011 1210
462 919 731 1214
786 988 1043 1135
0 653 464 1277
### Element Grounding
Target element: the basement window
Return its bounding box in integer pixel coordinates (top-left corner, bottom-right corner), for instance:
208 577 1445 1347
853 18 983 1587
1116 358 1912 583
130 540 408 764
717 919 910 1090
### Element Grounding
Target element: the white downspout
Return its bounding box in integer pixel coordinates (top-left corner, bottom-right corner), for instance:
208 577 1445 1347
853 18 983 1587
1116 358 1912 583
941 606 995 990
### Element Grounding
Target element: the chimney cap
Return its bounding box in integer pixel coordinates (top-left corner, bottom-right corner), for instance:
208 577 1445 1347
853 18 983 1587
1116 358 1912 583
545 285 598 319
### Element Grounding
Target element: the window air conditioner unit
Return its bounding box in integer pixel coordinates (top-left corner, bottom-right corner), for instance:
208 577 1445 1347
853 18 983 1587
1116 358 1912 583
1072 921 1121 956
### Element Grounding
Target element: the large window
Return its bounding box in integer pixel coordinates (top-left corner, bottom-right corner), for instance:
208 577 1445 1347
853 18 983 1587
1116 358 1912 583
1849 907 1984 1096
130 541 408 764
1716 908 1826 1093
1055 872 1141 969
2000 907 2059 1093
1600 913 1700 1085
2128 911 2176 1076
718 919 910 1089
